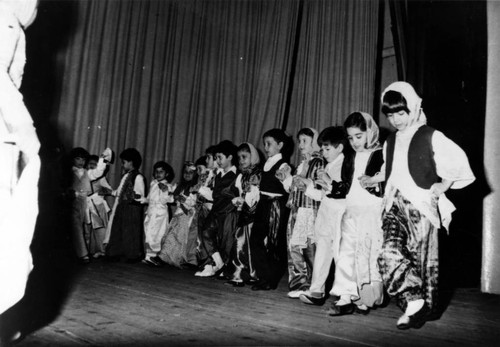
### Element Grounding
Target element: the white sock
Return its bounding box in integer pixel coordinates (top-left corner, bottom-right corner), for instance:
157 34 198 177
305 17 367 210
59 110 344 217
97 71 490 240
405 299 425 316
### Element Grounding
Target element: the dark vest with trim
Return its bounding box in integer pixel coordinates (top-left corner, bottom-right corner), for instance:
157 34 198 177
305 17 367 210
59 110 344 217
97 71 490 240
385 125 439 189
260 158 288 195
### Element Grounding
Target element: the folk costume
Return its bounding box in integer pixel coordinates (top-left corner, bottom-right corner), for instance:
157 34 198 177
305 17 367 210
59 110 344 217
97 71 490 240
284 129 325 296
105 169 146 261
377 82 475 319
330 112 385 309
143 179 175 261
250 153 290 289
224 143 262 285
196 165 239 276
156 163 200 268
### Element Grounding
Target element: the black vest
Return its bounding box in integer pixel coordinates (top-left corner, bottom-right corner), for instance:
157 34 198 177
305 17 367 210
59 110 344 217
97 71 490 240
385 125 439 189
260 158 288 195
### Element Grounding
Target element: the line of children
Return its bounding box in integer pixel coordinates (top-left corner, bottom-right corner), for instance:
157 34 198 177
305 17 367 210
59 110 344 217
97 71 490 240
66 81 473 331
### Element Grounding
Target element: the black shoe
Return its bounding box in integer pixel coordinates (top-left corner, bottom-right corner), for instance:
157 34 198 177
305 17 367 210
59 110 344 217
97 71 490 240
354 306 370 315
299 293 326 306
224 280 245 287
327 303 355 316
78 256 90 265
150 256 166 267
397 304 429 330
251 280 273 291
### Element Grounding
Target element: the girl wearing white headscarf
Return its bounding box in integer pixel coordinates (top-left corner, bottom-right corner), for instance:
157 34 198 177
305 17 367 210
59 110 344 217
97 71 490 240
376 81 474 329
224 142 262 286
282 128 325 298
328 112 385 316
0 0 40 315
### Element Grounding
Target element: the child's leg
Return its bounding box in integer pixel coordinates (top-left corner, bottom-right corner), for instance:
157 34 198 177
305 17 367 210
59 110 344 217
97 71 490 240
71 200 89 259
329 213 359 304
287 207 316 296
378 193 438 313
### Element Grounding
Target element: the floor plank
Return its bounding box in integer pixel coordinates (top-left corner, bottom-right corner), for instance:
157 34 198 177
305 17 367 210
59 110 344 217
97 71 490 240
7 260 499 347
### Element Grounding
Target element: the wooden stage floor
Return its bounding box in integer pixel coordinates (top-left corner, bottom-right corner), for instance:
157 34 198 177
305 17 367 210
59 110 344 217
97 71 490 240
6 259 500 347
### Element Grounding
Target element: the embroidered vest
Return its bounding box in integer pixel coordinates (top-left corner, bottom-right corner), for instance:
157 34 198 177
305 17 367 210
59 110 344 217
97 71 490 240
385 125 439 189
119 170 142 202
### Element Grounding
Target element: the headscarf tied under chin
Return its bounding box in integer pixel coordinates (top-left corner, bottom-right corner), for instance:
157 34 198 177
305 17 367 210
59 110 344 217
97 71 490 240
381 81 427 130
359 112 382 152
1 0 39 28
241 142 260 172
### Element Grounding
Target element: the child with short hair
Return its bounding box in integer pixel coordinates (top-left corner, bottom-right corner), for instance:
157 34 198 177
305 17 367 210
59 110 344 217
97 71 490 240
105 148 146 262
140 161 175 264
283 128 325 298
224 142 262 286
87 154 113 258
327 112 385 316
370 82 474 329
69 147 110 263
196 140 239 277
299 126 347 305
250 128 293 290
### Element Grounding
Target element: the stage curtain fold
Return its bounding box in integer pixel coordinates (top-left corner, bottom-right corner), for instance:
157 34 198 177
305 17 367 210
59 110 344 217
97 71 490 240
51 0 379 182
286 0 380 139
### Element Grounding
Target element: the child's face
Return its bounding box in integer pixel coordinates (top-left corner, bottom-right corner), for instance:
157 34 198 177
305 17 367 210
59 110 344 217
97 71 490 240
321 143 343 163
386 110 410 132
121 159 134 172
87 159 98 170
196 164 207 176
238 150 252 170
216 153 232 170
154 167 167 181
73 156 86 169
183 168 195 182
206 154 215 169
263 136 283 158
346 127 368 153
298 134 315 156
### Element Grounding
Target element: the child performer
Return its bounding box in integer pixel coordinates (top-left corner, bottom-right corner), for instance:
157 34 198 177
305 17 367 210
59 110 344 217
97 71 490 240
105 148 146 262
69 147 111 263
139 161 175 264
150 161 199 268
250 129 292 291
224 143 262 286
283 128 324 298
327 112 385 316
196 140 239 277
366 82 474 329
87 154 113 258
299 126 347 305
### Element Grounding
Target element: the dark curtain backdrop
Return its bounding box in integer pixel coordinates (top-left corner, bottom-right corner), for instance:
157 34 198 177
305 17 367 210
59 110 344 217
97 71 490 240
42 0 379 183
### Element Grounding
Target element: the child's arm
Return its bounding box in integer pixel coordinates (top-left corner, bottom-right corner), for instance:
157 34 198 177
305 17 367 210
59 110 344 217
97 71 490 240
432 130 475 190
133 174 146 202
276 163 293 192
159 183 175 205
